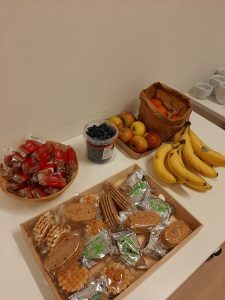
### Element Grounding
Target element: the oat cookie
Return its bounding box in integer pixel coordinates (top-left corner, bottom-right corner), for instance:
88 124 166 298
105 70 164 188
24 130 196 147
161 220 192 248
64 202 96 223
126 211 161 233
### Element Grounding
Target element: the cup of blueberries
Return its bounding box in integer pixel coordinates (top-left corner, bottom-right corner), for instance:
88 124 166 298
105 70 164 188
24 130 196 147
83 120 118 164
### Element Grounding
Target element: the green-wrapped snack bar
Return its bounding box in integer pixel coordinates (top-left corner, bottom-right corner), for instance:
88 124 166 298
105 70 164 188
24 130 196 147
112 230 142 267
82 230 115 267
139 193 173 222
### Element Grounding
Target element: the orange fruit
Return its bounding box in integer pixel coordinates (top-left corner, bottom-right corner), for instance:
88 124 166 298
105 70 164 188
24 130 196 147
157 105 168 117
150 98 162 107
171 114 179 120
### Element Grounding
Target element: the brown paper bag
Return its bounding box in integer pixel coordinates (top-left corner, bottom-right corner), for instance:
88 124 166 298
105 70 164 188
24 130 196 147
139 82 192 141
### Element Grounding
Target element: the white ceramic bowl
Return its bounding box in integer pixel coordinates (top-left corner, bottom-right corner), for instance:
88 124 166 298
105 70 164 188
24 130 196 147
192 82 214 100
215 68 225 77
210 75 225 88
215 82 225 105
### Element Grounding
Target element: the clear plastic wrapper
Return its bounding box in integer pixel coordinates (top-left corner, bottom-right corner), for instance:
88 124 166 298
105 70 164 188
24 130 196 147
69 278 108 300
118 211 131 224
53 144 66 173
3 152 14 167
125 210 161 233
143 224 168 259
66 146 78 180
11 161 22 173
5 182 25 192
128 181 150 205
18 139 41 158
101 262 131 295
11 172 30 184
38 162 56 175
120 168 152 205
112 230 142 267
1 165 14 179
31 142 53 162
32 206 71 254
120 168 146 194
44 186 61 195
12 152 26 163
82 230 115 267
18 186 34 198
139 191 174 222
38 173 66 188
32 187 48 198
22 156 50 174
57 263 88 292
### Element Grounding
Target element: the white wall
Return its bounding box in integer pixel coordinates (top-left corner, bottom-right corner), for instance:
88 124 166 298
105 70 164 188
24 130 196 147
1 0 225 151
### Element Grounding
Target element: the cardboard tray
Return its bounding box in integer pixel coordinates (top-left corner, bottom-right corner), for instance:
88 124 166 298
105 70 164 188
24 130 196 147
20 164 202 300
115 139 154 160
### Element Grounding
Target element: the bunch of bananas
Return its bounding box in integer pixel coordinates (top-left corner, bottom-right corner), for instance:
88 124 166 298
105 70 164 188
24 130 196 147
152 124 225 191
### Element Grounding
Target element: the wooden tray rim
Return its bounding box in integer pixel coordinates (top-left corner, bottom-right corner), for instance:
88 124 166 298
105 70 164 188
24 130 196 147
20 163 203 300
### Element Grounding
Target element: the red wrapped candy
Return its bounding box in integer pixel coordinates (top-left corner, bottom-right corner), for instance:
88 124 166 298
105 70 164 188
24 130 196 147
38 163 56 175
38 173 66 188
18 140 41 158
22 155 50 174
0 138 78 199
11 173 30 184
18 186 34 198
31 143 52 162
52 145 66 173
65 147 78 179
6 182 26 192
12 152 26 163
32 187 48 198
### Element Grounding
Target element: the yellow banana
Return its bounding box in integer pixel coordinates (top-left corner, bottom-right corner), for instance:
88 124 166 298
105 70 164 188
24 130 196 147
180 126 218 178
173 127 185 144
166 147 185 183
184 182 212 192
167 145 207 186
189 129 225 167
152 144 177 184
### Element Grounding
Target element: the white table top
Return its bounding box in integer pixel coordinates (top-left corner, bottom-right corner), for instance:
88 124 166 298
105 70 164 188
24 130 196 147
1 112 225 300
188 93 225 123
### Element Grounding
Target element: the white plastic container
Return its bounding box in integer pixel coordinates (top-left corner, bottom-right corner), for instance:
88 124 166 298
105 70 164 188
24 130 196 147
215 68 225 77
192 82 213 100
83 120 118 164
210 75 225 89
215 82 225 105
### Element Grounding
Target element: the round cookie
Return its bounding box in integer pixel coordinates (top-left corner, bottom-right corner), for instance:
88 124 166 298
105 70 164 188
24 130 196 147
101 263 130 295
58 264 88 293
162 220 192 248
64 201 96 223
44 234 83 273
126 211 161 233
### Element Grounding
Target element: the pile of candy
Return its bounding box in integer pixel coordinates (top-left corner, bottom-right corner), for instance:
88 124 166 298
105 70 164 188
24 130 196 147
30 167 192 299
0 139 78 199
